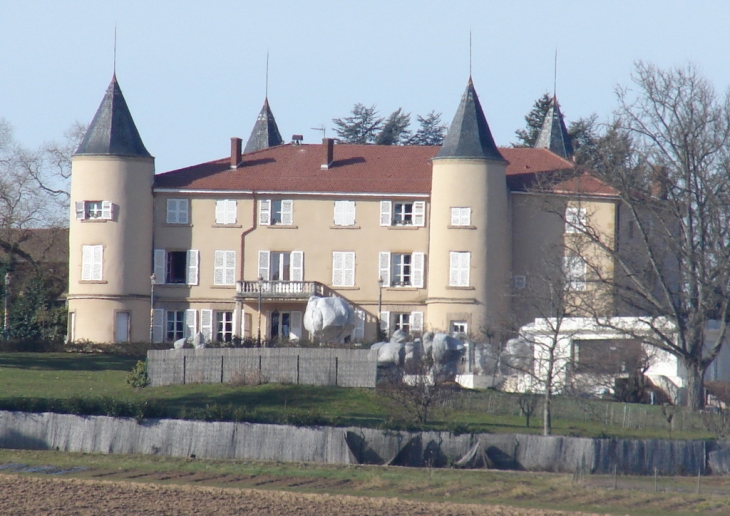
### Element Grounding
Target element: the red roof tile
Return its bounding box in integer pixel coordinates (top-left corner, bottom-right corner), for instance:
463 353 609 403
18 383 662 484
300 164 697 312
154 144 578 195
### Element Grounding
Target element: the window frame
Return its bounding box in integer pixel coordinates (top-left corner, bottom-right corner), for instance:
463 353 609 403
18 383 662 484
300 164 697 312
213 250 236 286
450 207 471 227
333 200 356 226
81 245 103 281
166 199 189 224
166 310 185 342
332 251 356 287
449 251 470 287
215 199 237 225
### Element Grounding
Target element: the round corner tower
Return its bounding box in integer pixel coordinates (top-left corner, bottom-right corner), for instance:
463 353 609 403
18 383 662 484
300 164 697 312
67 75 155 343
426 78 512 338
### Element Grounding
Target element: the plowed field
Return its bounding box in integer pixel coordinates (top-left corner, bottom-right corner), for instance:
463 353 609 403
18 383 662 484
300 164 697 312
0 474 605 515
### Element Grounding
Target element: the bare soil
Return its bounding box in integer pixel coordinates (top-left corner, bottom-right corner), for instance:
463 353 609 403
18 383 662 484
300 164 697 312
0 474 607 515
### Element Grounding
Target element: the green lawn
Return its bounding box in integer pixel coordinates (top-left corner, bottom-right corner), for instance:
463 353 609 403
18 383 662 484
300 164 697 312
0 352 715 439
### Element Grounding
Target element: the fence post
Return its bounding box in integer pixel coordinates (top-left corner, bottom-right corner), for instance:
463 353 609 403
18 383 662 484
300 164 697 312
335 356 339 386
220 355 224 383
183 355 186 385
296 355 300 384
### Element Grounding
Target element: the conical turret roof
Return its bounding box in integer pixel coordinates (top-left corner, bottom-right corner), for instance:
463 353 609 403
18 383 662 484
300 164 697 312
75 75 151 158
244 98 284 154
435 78 505 162
534 96 573 159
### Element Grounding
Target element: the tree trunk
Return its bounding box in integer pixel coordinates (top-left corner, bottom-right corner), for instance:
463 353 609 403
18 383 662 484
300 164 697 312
543 390 552 436
684 359 705 411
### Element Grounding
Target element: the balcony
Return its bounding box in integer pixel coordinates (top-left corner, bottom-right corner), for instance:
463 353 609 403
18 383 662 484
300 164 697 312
236 280 325 300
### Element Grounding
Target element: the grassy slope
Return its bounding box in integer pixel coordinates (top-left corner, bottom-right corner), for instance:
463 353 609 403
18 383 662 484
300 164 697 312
0 352 714 439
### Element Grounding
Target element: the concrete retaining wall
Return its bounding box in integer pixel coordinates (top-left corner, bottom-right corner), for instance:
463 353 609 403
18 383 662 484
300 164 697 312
147 348 376 388
0 410 720 475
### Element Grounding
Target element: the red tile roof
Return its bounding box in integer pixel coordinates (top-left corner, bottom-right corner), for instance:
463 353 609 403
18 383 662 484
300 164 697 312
154 143 579 195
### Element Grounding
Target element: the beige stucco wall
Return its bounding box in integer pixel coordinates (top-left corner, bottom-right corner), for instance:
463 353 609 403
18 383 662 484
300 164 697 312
67 155 154 343
426 158 511 337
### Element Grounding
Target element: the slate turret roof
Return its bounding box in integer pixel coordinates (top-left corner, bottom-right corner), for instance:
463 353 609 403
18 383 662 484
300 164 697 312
244 98 284 154
75 75 151 158
434 78 505 162
534 96 573 160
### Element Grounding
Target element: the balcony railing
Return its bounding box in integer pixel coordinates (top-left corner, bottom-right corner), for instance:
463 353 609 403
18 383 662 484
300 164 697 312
236 280 325 300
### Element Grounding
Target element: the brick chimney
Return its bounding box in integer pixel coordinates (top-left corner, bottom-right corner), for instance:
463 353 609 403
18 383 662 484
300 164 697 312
321 138 334 170
230 137 242 169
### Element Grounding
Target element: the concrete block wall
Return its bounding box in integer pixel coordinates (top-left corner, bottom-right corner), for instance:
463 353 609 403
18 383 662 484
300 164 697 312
147 348 377 388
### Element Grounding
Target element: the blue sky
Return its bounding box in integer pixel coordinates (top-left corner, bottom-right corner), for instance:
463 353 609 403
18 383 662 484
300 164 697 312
2 1 730 173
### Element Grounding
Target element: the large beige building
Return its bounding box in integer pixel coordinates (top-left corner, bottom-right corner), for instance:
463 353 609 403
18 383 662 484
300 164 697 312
67 76 620 345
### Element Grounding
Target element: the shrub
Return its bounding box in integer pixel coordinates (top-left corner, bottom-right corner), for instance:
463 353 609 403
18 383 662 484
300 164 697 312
127 360 150 388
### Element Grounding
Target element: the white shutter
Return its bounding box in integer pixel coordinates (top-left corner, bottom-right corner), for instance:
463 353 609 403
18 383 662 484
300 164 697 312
343 252 355 286
449 252 470 287
379 311 390 337
460 252 470 286
226 200 237 224
259 200 271 225
353 309 365 341
334 201 345 226
81 246 93 280
152 309 164 343
215 200 225 224
413 201 426 226
449 252 459 286
345 201 356 225
166 199 175 223
450 207 460 226
461 207 471 226
290 251 304 281
378 252 391 286
258 250 270 280
186 250 199 285
281 200 293 225
92 245 103 281
153 249 166 284
101 201 113 220
411 252 424 288
200 309 213 342
213 250 225 285
179 199 189 224
225 250 236 285
290 311 303 341
411 311 424 333
184 309 197 339
332 252 344 286
380 201 392 226
75 201 86 220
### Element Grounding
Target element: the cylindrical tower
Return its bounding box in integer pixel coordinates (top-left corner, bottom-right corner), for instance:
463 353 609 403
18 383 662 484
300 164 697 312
426 78 511 338
67 76 154 343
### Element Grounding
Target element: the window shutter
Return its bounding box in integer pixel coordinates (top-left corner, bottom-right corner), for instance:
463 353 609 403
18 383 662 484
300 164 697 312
92 246 103 281
184 309 197 339
345 201 356 225
450 207 460 226
75 201 86 220
200 309 213 342
259 200 271 225
213 250 225 285
411 252 424 288
461 207 471 226
411 311 424 333
290 251 304 281
353 309 365 341
152 309 164 343
281 200 293 225
258 250 270 280
101 201 113 220
460 252 470 286
332 252 344 286
413 201 426 226
215 200 225 224
179 199 189 224
81 246 93 280
225 250 235 285
449 252 459 286
153 249 166 284
290 311 303 341
186 250 199 285
379 311 390 337
343 251 355 287
226 200 237 224
378 252 391 286
380 201 392 226
166 199 175 223
333 201 345 226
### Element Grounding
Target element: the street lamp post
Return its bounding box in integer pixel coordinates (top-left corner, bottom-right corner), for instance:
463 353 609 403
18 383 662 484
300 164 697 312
257 276 263 347
377 277 384 341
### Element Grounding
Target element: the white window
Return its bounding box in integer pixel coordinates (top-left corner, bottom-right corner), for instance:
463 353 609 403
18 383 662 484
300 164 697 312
257 250 304 281
153 249 199 285
563 255 587 291
215 199 237 225
379 251 424 287
451 321 468 335
565 207 587 234
213 250 236 285
449 251 470 287
334 200 356 226
380 201 425 226
332 251 355 287
81 245 103 281
270 310 302 341
450 207 471 226
391 311 423 336
75 200 113 221
166 311 185 341
166 199 189 224
215 311 234 343
115 312 130 343
259 199 293 225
